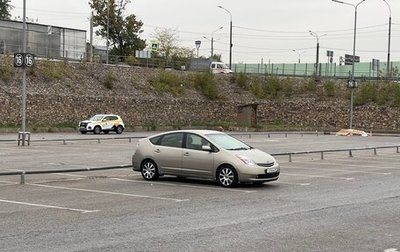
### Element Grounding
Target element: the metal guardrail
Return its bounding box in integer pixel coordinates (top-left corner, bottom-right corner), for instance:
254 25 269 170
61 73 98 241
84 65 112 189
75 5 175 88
1 144 399 185
0 136 147 145
0 164 133 184
271 145 400 162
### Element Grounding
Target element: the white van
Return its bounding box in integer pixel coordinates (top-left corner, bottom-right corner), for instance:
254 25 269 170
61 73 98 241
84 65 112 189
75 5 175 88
210 62 233 74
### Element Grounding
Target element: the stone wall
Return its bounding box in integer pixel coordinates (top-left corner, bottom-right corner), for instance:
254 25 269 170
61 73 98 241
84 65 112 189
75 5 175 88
1 60 400 132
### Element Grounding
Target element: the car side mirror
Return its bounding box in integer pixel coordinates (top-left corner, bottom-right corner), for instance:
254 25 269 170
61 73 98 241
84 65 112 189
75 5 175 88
202 145 212 152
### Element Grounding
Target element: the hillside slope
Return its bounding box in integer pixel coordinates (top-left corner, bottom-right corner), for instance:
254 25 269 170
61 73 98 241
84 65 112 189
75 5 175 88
1 58 399 132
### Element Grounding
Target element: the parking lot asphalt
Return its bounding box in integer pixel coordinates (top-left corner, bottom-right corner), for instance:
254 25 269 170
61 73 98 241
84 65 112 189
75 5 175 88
0 132 399 251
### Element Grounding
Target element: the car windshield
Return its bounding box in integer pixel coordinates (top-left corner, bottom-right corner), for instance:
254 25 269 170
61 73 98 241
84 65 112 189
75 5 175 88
206 133 252 150
89 115 104 121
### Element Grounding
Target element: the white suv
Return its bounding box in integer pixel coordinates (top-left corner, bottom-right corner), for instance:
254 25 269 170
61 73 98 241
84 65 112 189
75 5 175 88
79 114 125 134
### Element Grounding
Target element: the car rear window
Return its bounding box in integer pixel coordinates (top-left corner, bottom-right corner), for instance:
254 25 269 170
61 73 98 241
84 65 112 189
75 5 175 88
150 136 161 145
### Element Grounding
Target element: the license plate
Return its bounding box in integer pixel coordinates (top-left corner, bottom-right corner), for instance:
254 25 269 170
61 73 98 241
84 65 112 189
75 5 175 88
266 168 278 173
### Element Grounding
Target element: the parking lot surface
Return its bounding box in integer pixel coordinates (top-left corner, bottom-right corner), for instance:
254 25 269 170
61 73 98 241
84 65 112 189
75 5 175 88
0 132 399 251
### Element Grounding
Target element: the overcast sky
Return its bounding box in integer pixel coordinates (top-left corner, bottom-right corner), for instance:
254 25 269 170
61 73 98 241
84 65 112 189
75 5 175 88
9 0 400 64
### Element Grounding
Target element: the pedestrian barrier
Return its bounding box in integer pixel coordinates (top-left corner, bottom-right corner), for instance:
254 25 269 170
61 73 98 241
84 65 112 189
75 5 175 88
1 145 399 184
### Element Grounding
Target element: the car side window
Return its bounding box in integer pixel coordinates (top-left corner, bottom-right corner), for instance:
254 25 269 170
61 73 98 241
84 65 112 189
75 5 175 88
159 133 184 148
186 134 210 151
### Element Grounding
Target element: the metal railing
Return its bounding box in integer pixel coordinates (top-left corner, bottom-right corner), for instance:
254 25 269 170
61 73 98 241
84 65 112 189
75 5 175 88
0 165 132 184
271 145 400 162
1 144 399 184
0 135 146 145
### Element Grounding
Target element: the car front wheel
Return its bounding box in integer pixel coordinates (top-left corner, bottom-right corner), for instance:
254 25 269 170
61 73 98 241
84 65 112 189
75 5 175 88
93 126 101 134
116 125 123 134
217 166 238 187
141 160 159 181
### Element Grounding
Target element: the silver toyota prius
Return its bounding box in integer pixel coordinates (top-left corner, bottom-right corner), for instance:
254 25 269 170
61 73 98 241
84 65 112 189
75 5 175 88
132 130 280 187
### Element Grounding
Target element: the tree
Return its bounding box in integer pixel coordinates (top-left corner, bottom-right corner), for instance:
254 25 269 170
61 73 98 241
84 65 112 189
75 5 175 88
151 28 193 69
89 0 146 56
0 0 13 19
152 27 192 59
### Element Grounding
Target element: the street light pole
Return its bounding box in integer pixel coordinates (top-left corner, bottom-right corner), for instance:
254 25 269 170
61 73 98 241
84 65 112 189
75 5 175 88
204 26 223 58
21 0 27 145
217 5 232 69
332 0 366 129
292 49 305 64
383 0 392 78
309 31 326 78
106 0 110 64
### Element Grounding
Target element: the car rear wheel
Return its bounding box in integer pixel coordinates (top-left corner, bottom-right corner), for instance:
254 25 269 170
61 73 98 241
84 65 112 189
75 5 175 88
141 160 159 181
116 125 123 134
217 166 238 187
93 126 101 134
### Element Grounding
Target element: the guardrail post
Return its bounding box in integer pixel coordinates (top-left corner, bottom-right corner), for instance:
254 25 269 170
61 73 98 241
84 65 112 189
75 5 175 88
397 146 399 153
320 151 324 160
129 138 132 143
63 139 66 145
285 133 288 138
373 148 377 155
98 139 101 144
349 149 353 157
20 171 25 184
289 153 292 162
268 134 270 138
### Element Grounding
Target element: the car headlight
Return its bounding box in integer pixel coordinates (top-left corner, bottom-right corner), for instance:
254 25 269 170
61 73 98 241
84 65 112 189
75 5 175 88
236 154 256 166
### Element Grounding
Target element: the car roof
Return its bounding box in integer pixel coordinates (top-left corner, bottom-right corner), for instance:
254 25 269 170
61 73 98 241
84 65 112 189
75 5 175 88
93 114 120 117
148 129 225 138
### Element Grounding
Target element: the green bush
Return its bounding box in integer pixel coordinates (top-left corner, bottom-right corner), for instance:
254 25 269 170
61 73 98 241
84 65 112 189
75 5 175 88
43 61 66 80
0 60 15 82
126 55 137 65
325 80 336 97
354 82 377 106
150 70 184 96
235 72 248 89
249 78 265 99
281 78 294 97
103 71 117 90
265 76 281 98
192 72 218 100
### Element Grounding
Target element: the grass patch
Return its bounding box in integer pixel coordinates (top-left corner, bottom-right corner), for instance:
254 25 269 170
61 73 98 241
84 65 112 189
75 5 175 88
103 71 117 90
149 70 184 96
192 72 219 100
43 61 66 80
0 58 15 82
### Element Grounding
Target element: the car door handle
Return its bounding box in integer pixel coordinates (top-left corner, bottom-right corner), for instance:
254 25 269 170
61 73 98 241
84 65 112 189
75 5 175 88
184 152 190 156
154 149 161 153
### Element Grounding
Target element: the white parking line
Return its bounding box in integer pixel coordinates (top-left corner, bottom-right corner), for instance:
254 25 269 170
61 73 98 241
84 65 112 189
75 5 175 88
111 178 256 193
0 180 18 185
28 183 189 202
281 172 354 181
0 199 98 213
284 166 391 175
276 181 311 186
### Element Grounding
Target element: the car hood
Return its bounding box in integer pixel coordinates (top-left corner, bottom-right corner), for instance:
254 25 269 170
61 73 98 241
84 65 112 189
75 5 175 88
231 148 276 163
81 120 99 123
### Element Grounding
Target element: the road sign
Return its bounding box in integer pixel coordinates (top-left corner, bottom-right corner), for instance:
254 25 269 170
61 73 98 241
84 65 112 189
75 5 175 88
14 53 24 67
13 53 35 68
347 80 358 89
151 43 158 52
345 54 360 65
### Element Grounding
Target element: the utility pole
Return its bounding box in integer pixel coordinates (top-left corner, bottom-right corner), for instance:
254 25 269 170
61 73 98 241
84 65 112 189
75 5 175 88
90 11 93 62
